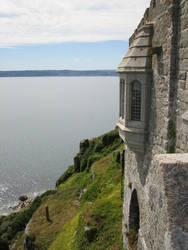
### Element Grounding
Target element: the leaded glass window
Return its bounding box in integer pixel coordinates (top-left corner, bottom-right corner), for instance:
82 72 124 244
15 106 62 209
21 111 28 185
131 81 141 121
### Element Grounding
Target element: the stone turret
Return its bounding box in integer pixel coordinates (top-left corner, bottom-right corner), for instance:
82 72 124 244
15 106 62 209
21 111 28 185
117 24 153 153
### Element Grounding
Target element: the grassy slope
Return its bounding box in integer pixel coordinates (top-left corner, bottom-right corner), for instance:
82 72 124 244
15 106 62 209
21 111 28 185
0 191 56 247
13 129 124 250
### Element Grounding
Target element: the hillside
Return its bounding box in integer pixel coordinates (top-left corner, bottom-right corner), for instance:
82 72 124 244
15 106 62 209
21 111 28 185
0 128 124 250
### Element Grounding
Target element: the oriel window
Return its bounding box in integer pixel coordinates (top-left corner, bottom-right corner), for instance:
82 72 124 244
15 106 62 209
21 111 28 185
131 81 141 121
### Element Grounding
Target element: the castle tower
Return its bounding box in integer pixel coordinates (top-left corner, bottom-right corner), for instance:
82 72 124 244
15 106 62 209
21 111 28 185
117 0 188 249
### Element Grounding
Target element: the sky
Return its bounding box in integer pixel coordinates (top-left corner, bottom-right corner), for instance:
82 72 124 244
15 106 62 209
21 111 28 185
0 0 151 70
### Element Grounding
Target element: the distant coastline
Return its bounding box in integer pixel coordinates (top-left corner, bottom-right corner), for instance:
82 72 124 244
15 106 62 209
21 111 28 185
0 70 118 77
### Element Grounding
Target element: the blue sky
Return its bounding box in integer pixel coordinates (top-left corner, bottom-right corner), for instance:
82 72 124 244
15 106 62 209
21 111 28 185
0 41 128 70
0 0 151 70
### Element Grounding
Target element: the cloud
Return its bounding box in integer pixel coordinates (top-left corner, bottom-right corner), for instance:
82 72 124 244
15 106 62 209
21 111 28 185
0 0 151 48
0 13 22 18
73 58 80 63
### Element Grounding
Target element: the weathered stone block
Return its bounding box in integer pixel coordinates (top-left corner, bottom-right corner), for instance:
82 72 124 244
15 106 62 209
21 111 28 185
179 59 188 71
183 47 188 59
179 80 186 90
179 71 187 80
186 72 188 89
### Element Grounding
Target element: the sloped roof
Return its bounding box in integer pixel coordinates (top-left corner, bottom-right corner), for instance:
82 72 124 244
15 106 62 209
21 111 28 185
117 23 153 73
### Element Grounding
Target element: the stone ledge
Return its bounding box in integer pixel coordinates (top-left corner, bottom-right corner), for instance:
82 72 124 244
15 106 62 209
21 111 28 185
155 153 188 165
182 111 188 122
117 121 146 134
153 153 188 249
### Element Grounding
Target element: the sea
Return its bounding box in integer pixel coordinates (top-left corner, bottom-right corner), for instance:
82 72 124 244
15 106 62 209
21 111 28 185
0 76 118 215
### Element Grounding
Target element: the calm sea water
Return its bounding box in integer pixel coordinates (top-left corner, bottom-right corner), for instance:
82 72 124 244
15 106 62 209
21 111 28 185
0 76 118 215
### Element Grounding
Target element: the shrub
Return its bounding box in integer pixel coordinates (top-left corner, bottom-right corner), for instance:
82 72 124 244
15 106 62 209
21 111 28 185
101 129 119 146
93 139 104 152
82 181 100 202
40 190 57 199
0 238 9 249
86 154 102 171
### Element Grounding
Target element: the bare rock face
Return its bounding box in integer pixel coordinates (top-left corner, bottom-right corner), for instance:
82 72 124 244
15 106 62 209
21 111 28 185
19 195 28 202
74 155 81 172
80 139 89 154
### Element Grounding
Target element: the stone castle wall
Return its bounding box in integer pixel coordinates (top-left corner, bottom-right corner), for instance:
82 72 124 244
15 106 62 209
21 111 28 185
121 0 188 249
175 0 188 152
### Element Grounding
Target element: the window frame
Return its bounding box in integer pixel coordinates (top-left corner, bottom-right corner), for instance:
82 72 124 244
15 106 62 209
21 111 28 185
130 80 142 121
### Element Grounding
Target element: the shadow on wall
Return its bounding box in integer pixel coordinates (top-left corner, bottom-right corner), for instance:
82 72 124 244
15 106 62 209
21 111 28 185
126 189 140 250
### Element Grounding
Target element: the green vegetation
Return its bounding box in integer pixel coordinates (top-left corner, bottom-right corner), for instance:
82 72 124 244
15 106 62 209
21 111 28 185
0 190 56 246
168 145 175 153
169 121 176 139
126 229 138 250
11 128 124 249
56 165 74 187
168 121 176 153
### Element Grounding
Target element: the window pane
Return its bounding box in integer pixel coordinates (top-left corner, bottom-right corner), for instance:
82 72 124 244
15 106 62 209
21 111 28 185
131 81 141 121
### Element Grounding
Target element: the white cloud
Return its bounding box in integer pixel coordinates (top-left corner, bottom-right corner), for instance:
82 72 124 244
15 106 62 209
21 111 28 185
0 0 151 47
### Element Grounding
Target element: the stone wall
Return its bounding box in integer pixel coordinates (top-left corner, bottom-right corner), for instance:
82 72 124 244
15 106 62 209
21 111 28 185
127 0 188 154
175 0 188 153
121 0 188 249
123 152 188 250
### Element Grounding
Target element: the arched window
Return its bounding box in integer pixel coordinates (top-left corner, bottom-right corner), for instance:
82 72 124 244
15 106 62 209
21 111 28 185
127 189 140 249
131 81 141 121
129 189 140 230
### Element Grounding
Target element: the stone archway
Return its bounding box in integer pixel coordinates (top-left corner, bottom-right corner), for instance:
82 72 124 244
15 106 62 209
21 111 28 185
127 189 140 249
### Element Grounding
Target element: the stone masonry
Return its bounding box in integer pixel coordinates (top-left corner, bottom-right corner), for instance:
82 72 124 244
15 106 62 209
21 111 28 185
117 0 188 249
